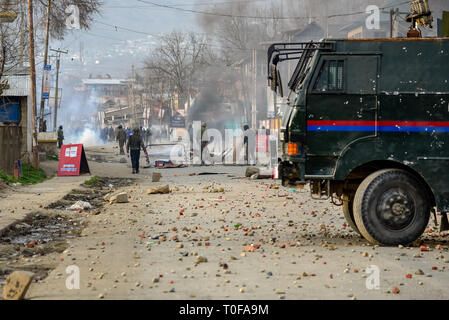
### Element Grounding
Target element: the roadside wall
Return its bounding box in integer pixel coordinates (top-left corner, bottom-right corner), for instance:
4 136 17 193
0 125 22 174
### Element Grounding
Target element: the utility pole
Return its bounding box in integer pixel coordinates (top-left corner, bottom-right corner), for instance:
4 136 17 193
39 0 51 132
50 48 68 131
252 48 257 129
384 8 403 38
27 0 38 170
130 65 138 128
390 9 394 38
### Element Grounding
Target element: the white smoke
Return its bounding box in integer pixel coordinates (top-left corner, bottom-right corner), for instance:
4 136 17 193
64 125 111 147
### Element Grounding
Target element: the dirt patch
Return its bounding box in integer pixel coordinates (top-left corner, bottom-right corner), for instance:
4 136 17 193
0 212 83 285
0 180 13 196
82 177 135 189
46 177 134 211
0 176 135 290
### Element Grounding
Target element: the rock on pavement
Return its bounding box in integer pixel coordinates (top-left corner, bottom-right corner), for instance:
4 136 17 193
147 185 170 195
2 271 34 300
106 192 129 204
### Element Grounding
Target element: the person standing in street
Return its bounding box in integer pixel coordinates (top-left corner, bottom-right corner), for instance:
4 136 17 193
108 126 114 142
201 122 208 165
116 125 127 155
57 125 64 148
126 128 149 174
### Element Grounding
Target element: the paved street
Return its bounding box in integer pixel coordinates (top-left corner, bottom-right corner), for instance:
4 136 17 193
1 146 447 300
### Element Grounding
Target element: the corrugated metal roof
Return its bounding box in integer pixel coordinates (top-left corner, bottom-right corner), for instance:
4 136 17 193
1 73 30 97
1 66 30 97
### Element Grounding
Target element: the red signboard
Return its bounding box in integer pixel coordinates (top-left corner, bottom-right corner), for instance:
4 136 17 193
57 144 90 176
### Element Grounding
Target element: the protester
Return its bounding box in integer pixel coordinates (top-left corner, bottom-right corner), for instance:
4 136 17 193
126 128 149 174
116 125 127 155
126 127 132 143
201 122 208 165
57 125 64 148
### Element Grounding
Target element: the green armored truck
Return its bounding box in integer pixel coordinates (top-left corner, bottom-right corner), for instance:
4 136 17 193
268 37 449 246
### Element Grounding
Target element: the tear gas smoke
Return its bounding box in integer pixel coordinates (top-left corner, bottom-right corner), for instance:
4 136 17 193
64 125 108 147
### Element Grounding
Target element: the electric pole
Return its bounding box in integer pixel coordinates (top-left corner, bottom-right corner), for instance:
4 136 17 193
390 9 393 38
50 48 68 131
131 65 138 128
27 0 38 170
252 48 257 129
39 0 51 132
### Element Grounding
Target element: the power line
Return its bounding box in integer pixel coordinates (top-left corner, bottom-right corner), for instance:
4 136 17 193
136 0 411 20
104 0 270 9
93 20 256 51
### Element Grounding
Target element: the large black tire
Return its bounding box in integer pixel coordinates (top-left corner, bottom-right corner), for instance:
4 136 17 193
342 194 361 235
353 169 430 246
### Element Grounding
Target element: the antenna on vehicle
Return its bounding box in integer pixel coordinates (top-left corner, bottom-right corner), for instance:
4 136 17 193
405 0 433 38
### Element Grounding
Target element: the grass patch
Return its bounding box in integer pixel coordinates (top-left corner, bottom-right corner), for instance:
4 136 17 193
84 176 104 187
0 164 47 185
0 171 16 184
46 154 59 161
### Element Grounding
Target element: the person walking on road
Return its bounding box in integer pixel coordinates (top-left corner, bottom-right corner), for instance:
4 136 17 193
126 128 149 174
116 125 127 155
126 127 132 143
57 125 64 148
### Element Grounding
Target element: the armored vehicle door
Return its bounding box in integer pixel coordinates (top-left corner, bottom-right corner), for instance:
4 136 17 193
305 54 380 176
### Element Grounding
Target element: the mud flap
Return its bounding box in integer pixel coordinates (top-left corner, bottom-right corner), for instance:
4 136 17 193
440 212 449 232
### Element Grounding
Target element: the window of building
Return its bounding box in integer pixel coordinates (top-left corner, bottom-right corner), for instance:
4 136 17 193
313 60 345 92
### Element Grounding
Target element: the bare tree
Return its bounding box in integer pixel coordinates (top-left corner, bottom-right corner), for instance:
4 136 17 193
0 0 102 94
145 31 212 110
0 1 25 95
34 0 102 40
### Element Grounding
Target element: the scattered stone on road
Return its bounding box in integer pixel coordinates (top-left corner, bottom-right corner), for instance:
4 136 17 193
2 271 34 300
147 185 170 194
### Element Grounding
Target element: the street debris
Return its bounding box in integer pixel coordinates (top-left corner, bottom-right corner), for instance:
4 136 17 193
107 192 129 204
2 271 34 300
147 185 170 194
245 167 260 177
69 201 92 211
152 172 162 182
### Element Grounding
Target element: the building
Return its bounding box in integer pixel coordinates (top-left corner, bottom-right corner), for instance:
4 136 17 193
0 66 32 174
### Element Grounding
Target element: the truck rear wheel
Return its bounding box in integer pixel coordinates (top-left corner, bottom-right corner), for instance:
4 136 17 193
353 169 430 246
342 194 361 235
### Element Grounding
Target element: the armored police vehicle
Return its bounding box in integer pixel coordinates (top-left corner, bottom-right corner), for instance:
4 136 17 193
268 36 449 246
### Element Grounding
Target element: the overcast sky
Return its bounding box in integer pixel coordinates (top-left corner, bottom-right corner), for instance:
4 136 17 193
55 0 201 78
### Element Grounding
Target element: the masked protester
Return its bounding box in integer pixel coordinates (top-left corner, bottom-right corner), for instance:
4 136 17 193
126 128 149 174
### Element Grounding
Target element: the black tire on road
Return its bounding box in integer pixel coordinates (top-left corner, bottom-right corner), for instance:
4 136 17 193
342 194 361 235
353 169 430 246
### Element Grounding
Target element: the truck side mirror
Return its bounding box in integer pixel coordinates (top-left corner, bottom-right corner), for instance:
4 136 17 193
270 65 284 97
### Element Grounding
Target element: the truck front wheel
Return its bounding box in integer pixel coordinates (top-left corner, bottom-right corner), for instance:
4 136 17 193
353 169 430 246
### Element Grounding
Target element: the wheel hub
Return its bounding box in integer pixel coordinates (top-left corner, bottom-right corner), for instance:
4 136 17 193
377 190 414 230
